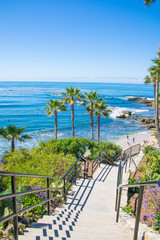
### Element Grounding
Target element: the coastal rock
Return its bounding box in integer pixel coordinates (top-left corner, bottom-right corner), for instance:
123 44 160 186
128 97 141 102
134 116 139 120
150 118 155 124
116 114 126 119
127 97 153 106
146 124 155 129
122 110 132 116
139 118 151 124
130 120 135 123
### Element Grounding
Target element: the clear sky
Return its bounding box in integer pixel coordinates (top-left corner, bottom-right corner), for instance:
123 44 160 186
0 0 160 83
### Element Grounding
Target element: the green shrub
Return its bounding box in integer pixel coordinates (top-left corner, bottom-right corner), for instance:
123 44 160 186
143 145 155 154
2 149 76 189
128 177 140 194
122 201 133 215
39 137 91 158
142 149 160 181
88 141 121 160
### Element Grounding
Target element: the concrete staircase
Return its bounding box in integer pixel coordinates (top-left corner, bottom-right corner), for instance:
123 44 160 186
19 163 131 240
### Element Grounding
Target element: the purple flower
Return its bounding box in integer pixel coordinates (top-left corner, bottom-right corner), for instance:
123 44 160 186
34 185 42 190
39 192 47 199
135 178 141 181
150 214 155 220
142 215 149 221
27 186 32 190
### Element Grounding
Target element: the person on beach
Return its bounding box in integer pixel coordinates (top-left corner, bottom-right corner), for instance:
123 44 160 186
133 137 135 143
127 141 130 146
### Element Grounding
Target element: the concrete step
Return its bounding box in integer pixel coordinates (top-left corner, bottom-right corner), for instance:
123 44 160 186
18 164 131 240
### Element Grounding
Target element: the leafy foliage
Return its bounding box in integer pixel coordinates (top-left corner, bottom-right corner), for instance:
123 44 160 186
40 137 91 158
142 186 160 231
88 141 121 160
141 149 160 181
2 147 76 188
122 201 133 215
143 145 155 154
144 0 156 6
0 125 31 151
128 177 140 194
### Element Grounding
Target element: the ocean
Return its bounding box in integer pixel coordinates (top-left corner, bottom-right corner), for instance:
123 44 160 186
0 81 154 156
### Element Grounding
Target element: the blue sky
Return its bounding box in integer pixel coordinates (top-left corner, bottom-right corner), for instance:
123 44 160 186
0 0 160 83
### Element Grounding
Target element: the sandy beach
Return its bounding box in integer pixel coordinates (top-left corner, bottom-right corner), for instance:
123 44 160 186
114 130 157 150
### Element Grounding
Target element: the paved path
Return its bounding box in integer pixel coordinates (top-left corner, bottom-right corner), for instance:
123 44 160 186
19 163 131 240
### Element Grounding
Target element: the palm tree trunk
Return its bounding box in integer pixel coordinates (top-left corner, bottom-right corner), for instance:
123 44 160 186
155 78 160 145
153 83 156 117
97 115 100 142
90 103 94 140
11 139 15 151
71 103 75 136
55 110 57 139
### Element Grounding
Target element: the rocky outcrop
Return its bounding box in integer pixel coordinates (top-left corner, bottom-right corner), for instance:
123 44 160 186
116 114 126 119
122 110 132 116
128 97 153 106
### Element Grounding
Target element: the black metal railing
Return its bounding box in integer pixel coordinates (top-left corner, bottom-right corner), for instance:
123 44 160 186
0 147 124 240
0 156 83 240
0 171 62 240
91 149 122 176
114 143 160 240
91 149 105 175
115 180 160 240
115 154 130 211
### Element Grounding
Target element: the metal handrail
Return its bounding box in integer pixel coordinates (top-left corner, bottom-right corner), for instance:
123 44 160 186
0 171 60 180
0 155 83 240
116 180 160 240
119 180 160 188
62 156 81 179
115 143 160 240
92 149 122 175
0 147 124 240
0 148 107 239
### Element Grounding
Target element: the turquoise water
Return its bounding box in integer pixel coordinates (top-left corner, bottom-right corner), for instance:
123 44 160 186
0 81 153 155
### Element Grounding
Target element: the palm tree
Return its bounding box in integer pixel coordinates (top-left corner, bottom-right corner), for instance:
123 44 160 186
148 54 160 145
61 87 84 136
82 91 100 140
94 99 111 142
0 125 31 151
144 72 156 116
144 0 156 6
43 99 67 139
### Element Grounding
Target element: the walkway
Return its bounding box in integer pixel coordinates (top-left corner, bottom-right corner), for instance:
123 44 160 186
19 163 131 240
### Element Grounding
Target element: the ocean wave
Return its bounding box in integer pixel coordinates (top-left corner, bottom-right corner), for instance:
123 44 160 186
109 106 149 119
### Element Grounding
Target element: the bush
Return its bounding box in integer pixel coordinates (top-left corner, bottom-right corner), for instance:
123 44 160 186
128 177 140 194
39 137 91 158
2 148 76 189
143 145 155 154
142 149 160 181
88 141 121 160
